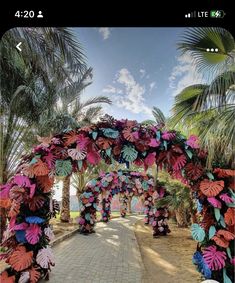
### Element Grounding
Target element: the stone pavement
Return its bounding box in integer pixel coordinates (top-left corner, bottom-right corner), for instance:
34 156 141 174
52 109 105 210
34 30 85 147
46 215 145 283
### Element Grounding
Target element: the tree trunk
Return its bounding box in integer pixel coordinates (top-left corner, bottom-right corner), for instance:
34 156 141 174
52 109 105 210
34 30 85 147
127 196 132 214
0 207 7 242
60 176 71 222
175 206 188 228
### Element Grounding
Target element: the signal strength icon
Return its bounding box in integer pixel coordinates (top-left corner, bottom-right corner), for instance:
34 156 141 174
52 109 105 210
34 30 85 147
185 11 196 18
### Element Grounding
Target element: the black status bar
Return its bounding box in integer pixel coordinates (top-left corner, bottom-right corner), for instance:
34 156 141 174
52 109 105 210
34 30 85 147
0 4 233 37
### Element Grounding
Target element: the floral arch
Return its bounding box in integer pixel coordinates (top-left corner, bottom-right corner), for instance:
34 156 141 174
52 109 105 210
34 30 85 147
0 116 234 282
78 170 157 234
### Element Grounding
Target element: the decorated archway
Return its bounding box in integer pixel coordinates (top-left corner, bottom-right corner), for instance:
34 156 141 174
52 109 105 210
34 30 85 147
0 116 234 282
78 170 157 234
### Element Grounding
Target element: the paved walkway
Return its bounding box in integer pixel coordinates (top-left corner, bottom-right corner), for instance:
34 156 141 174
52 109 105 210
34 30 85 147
47 215 145 283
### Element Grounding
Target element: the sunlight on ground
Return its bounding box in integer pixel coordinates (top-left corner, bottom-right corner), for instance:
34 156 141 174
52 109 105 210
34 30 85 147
106 238 120 247
143 246 177 274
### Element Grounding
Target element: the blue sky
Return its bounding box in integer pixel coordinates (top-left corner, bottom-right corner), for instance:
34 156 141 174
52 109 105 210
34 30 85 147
54 27 204 200
73 27 203 122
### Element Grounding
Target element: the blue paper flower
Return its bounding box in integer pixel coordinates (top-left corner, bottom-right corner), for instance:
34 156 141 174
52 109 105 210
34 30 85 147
192 251 211 279
25 216 45 224
196 199 203 213
15 230 27 243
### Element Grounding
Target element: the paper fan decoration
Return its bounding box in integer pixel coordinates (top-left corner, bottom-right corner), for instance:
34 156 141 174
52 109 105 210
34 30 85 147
28 195 45 211
68 147 86 160
96 137 113 149
55 159 72 176
191 223 205 242
173 154 187 171
192 251 211 279
212 229 235 248
13 175 31 187
36 246 55 269
26 216 45 224
44 227 55 241
224 208 235 226
207 197 222 208
18 271 30 283
29 267 41 283
63 130 78 146
36 175 54 193
7 246 33 271
33 159 49 176
8 200 20 218
0 198 11 208
87 151 101 165
219 193 233 204
121 145 138 162
102 128 119 138
200 180 224 197
203 245 226 270
0 271 15 283
122 127 136 142
25 224 42 245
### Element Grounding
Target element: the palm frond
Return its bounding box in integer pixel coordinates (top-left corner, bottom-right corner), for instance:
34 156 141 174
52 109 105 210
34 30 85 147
80 96 112 109
152 107 166 124
170 84 208 126
178 27 235 77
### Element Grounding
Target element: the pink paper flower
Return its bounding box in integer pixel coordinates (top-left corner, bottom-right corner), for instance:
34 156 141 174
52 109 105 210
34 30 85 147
144 152 156 166
78 217 85 225
0 184 11 199
152 221 157 227
230 257 235 266
148 139 161 147
155 211 160 217
207 197 222 208
89 196 94 203
132 131 139 139
162 131 176 141
186 135 199 149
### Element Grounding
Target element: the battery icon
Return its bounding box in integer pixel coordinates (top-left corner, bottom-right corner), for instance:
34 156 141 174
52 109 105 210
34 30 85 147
210 10 225 18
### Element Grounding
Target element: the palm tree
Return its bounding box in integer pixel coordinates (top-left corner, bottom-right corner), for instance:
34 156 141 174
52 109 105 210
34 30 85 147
71 161 110 204
142 107 167 128
155 177 192 227
45 69 112 222
0 27 86 183
170 27 235 168
0 27 87 241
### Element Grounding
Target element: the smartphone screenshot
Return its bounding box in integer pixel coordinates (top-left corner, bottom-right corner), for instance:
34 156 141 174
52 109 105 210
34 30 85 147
0 4 234 283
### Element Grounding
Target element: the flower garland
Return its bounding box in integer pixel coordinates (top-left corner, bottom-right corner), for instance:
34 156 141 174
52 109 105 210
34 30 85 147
119 193 128 217
78 170 155 233
101 193 112 222
0 115 234 282
150 186 171 237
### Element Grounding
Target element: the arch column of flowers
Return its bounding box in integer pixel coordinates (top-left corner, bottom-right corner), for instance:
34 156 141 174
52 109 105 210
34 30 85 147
78 170 156 233
0 116 234 282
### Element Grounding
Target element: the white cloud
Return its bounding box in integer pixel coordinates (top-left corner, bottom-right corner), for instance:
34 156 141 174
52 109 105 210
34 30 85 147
149 82 156 92
139 69 146 78
98 28 111 40
112 68 152 115
102 85 123 94
169 54 205 96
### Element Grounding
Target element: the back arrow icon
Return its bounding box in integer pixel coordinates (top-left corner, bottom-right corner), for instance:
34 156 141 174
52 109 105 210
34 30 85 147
16 42 22 52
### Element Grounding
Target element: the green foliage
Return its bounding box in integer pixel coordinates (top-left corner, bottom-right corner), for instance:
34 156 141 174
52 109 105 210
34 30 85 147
156 171 192 212
171 27 235 168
